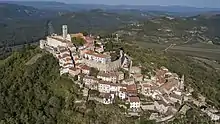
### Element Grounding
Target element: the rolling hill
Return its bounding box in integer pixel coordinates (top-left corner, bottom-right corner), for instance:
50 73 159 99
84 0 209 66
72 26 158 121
0 3 59 20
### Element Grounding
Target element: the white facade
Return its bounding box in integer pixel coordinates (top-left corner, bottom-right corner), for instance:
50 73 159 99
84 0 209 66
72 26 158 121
98 82 111 93
40 40 46 49
83 76 99 90
84 51 111 64
97 72 117 83
119 90 126 100
109 84 118 92
130 101 140 109
60 68 69 75
69 68 80 77
47 36 67 48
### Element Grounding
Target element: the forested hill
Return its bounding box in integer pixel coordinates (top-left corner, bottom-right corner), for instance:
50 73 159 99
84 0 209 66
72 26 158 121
0 46 137 124
0 3 59 20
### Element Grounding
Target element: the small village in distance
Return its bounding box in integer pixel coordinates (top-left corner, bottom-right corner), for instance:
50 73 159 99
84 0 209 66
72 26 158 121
39 25 220 122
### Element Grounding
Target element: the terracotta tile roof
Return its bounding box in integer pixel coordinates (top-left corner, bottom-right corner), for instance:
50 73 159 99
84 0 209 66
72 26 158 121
84 76 99 81
98 71 117 78
66 58 72 61
129 97 140 103
63 63 73 67
161 79 178 91
127 84 137 91
79 64 90 70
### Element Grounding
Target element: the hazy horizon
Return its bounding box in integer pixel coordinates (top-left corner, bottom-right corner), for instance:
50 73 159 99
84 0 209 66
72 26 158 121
6 0 220 8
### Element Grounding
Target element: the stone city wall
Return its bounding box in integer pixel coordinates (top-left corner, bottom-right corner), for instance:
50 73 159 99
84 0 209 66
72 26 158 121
82 58 122 72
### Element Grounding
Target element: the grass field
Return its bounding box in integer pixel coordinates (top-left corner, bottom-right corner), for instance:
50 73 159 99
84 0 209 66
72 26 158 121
137 42 220 61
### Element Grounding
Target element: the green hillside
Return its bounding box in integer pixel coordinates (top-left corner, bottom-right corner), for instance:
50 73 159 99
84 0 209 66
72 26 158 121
118 15 220 45
0 47 136 124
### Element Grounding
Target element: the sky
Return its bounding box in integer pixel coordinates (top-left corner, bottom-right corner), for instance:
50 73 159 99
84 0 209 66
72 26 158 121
11 0 220 8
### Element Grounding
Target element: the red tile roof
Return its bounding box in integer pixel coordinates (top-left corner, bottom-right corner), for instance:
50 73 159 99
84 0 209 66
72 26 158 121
98 71 117 78
127 84 137 91
161 79 178 91
79 64 90 70
66 58 72 61
129 97 140 103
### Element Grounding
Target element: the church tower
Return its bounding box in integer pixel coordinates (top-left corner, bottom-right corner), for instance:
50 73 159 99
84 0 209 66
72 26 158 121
62 25 68 39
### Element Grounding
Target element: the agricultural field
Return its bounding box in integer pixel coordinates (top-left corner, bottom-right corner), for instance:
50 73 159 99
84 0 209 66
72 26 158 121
137 42 220 61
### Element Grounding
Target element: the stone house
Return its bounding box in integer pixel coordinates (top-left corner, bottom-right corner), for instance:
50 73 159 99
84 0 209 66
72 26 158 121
100 93 115 104
154 100 169 114
69 67 81 77
98 80 111 93
133 73 143 82
79 64 90 75
83 76 99 90
128 96 141 110
122 78 135 85
118 88 127 100
117 71 125 81
97 71 117 83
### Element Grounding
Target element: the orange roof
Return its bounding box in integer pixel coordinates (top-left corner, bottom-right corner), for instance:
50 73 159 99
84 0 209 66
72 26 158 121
127 84 137 91
161 80 178 91
98 71 117 78
79 64 90 70
129 97 140 102
63 63 73 66
66 58 72 61
69 67 78 71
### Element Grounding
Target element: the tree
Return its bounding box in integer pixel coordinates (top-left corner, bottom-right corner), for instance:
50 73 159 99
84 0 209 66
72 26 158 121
105 41 113 51
71 37 86 46
89 67 99 77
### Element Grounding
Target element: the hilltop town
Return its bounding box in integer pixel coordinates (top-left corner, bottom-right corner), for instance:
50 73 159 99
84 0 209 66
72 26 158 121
39 25 216 122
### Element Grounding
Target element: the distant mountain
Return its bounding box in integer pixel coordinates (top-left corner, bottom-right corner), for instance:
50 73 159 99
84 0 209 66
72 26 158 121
2 1 220 16
0 3 59 20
